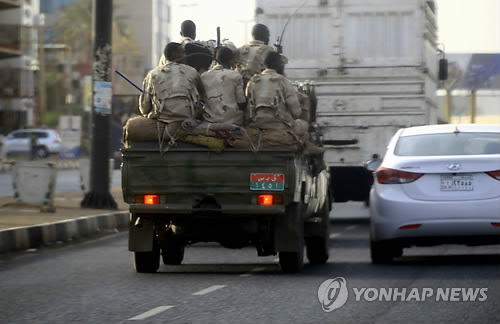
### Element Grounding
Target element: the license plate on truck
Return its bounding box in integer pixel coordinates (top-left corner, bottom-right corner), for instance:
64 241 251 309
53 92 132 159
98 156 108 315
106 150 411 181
250 173 285 191
440 175 473 191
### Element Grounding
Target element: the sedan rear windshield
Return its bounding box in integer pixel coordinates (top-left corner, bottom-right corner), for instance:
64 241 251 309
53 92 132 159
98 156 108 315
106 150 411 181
395 132 500 156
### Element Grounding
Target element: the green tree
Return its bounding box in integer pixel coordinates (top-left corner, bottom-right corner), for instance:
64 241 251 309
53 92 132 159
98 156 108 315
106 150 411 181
53 0 131 64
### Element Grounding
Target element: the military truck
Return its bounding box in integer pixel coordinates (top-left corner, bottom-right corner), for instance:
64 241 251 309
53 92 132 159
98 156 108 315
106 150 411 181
121 83 330 273
122 141 330 273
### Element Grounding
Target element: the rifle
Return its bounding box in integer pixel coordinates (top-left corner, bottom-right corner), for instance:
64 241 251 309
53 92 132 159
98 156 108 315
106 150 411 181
114 69 143 93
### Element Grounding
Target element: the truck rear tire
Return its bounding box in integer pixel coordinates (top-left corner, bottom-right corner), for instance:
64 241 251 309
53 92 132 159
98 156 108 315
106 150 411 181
279 249 304 273
161 238 185 265
279 202 304 273
133 239 160 273
306 202 330 264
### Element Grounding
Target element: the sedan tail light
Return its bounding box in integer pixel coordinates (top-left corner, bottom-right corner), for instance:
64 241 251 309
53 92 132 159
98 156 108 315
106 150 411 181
375 168 423 184
486 170 500 180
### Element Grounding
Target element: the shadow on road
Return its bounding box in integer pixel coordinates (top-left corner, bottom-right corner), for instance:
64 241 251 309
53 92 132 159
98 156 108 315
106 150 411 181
394 253 500 265
158 263 281 274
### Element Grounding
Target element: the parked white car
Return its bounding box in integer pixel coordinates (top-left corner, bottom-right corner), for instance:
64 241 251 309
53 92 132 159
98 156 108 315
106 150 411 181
367 124 500 263
1 129 63 159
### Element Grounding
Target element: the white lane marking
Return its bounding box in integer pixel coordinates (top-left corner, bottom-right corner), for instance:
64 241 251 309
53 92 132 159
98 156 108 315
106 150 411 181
329 233 342 239
128 306 174 321
192 285 226 296
345 225 358 231
240 273 252 277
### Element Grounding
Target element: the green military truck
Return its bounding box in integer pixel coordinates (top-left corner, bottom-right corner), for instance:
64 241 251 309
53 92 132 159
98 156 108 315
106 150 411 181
121 80 331 273
121 139 331 273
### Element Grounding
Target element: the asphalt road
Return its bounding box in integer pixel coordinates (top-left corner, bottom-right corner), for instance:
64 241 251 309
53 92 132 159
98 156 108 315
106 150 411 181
0 215 498 324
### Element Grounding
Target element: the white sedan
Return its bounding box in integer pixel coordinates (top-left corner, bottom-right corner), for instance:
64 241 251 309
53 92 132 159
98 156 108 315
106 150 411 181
1 129 63 159
367 124 500 263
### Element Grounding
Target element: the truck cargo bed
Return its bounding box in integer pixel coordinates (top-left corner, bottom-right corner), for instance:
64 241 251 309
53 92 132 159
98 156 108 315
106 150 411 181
121 144 303 216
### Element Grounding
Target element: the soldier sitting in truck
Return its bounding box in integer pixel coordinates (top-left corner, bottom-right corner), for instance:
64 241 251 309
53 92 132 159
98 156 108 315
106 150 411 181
245 51 324 154
140 42 206 124
158 20 214 73
245 51 300 130
201 47 247 126
236 24 274 87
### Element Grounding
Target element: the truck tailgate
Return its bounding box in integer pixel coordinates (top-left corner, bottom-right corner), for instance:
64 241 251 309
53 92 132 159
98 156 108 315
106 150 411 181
121 147 301 214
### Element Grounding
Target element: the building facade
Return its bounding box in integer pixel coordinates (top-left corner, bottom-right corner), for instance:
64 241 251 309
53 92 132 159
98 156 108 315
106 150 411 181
114 0 170 72
0 0 39 134
0 0 170 134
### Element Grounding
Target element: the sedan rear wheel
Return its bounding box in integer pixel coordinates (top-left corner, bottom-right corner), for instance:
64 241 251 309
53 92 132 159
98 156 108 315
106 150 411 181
370 240 402 264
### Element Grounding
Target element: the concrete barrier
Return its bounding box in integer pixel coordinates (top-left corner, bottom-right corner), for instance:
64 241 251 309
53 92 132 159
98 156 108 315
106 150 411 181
0 211 130 253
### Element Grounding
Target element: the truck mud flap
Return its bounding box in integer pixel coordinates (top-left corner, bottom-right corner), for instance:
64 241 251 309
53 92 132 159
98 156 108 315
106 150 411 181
128 216 155 252
274 202 304 252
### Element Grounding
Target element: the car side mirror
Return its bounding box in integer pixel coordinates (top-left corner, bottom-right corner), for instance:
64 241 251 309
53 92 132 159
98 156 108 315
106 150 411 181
364 159 382 172
439 58 448 81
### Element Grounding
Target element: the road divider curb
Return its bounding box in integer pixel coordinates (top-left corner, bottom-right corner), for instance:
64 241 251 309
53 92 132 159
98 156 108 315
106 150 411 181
0 211 129 253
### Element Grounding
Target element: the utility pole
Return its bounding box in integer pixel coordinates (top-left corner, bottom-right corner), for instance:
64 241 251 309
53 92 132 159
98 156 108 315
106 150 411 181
38 20 46 126
81 0 117 209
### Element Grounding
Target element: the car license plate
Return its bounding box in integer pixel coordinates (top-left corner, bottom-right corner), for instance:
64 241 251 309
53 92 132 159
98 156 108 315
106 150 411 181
250 173 285 191
440 175 473 191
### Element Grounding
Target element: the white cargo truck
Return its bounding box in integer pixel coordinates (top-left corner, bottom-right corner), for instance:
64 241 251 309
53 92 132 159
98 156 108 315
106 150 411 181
256 0 445 203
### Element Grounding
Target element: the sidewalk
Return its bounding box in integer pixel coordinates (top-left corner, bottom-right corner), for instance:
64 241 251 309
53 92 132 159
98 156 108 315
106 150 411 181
0 187 129 254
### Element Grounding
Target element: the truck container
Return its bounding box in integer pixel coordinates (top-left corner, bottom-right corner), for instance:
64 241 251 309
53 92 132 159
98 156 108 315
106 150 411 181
256 0 443 202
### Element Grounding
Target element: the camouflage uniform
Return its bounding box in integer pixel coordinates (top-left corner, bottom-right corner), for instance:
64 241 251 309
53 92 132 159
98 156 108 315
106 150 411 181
201 64 246 125
245 68 301 129
236 40 274 85
139 61 205 123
